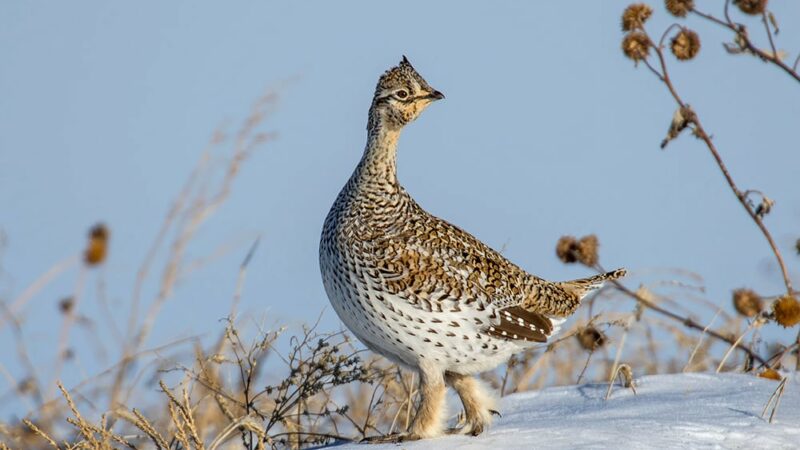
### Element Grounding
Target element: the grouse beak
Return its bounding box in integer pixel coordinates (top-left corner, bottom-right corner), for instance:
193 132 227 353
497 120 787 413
427 90 445 101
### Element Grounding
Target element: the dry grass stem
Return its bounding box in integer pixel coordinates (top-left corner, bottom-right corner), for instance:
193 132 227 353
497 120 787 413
684 309 721 372
605 315 634 400
21 419 59 449
761 377 787 423
716 317 763 372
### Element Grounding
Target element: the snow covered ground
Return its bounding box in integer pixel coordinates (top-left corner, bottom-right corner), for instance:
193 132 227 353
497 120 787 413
332 373 799 449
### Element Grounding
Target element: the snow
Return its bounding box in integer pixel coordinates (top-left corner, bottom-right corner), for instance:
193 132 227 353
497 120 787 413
332 373 800 449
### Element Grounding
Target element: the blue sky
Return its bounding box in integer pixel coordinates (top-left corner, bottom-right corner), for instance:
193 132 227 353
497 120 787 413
1 1 799 418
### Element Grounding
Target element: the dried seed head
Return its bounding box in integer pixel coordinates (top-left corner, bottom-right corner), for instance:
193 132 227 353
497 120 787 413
665 0 694 17
758 368 782 381
773 295 800 328
84 223 109 266
732 289 762 318
622 31 652 62
671 28 701 60
556 236 579 264
622 3 654 31
577 235 600 266
577 326 607 351
733 0 767 15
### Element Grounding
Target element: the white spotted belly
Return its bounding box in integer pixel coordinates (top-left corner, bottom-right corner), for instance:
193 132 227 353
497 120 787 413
320 252 533 374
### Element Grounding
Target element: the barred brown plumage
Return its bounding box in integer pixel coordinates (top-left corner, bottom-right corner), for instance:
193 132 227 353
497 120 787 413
319 57 626 442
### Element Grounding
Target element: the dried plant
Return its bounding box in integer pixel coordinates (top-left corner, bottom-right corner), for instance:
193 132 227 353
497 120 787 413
665 0 694 18
621 3 654 31
670 28 701 60
614 0 799 418
732 289 763 318
773 296 800 328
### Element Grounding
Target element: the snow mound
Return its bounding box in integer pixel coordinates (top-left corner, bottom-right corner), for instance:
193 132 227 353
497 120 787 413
334 373 799 449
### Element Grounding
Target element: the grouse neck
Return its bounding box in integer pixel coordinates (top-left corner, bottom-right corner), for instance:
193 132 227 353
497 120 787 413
355 122 401 186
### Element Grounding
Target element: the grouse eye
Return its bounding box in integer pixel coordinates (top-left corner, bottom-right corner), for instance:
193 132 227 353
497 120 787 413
396 90 408 99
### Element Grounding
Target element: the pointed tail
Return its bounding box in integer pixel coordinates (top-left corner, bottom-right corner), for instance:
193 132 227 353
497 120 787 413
562 268 627 300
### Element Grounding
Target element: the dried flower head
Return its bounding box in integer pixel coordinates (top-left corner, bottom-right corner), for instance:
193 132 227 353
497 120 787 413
758 368 782 381
622 3 653 31
732 289 762 318
84 223 109 266
665 0 694 17
671 28 701 60
556 236 579 264
733 0 767 15
577 326 607 351
556 234 600 266
577 235 599 266
773 295 800 328
622 31 652 62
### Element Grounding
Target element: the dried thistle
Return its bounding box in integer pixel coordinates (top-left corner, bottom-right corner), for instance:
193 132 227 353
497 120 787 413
665 0 693 17
576 235 599 266
733 0 767 15
758 368 782 381
622 3 653 31
622 31 651 62
556 236 579 264
773 295 800 328
577 326 606 351
671 28 701 60
84 223 109 266
732 289 762 318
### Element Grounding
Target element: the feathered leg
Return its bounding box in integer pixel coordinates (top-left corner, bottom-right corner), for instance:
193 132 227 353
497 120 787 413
362 362 446 443
409 363 447 439
445 371 496 436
